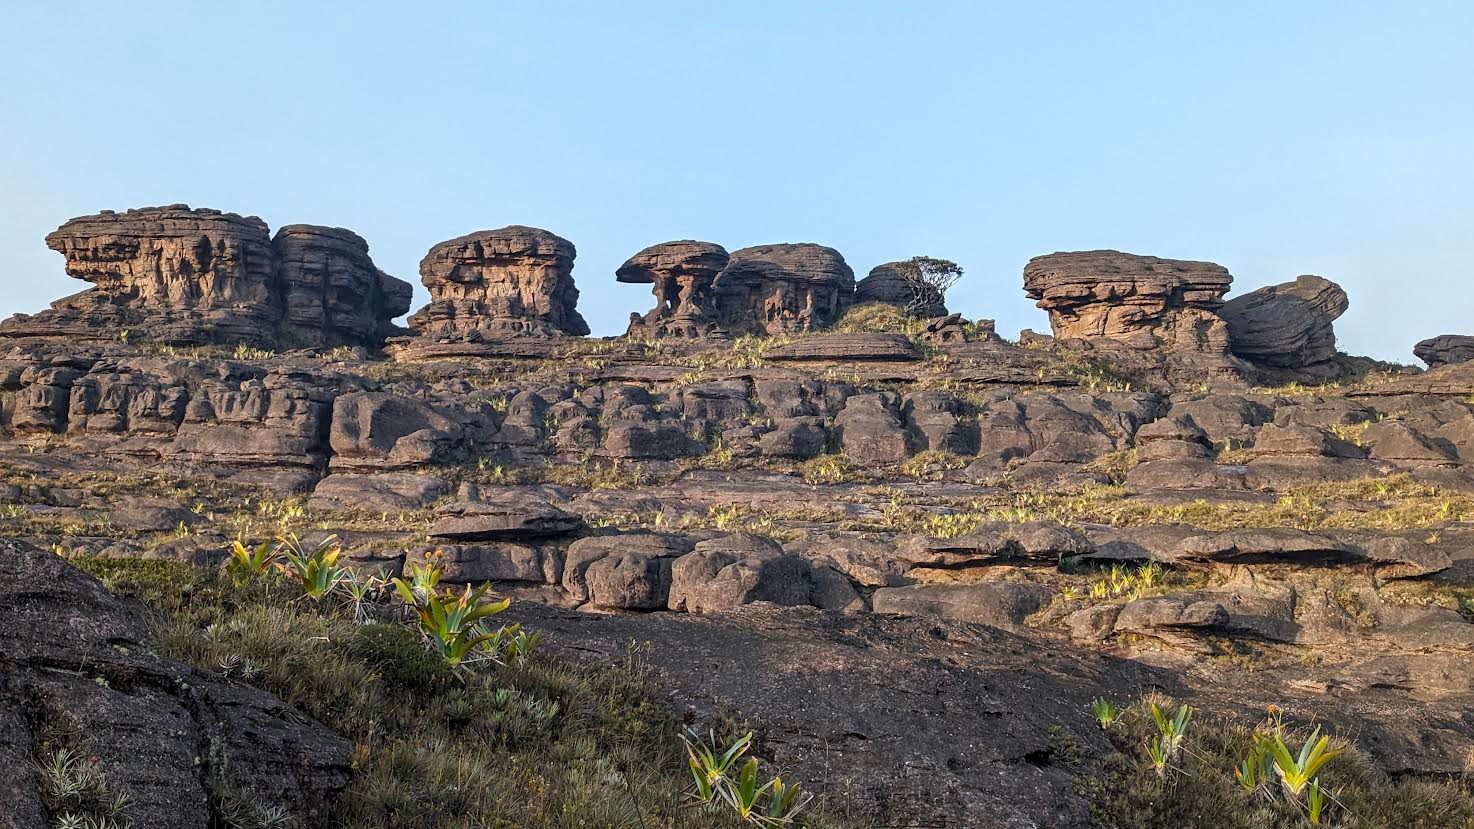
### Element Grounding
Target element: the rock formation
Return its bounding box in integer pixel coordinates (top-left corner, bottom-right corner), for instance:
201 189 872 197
408 226 589 339
1022 250 1233 351
617 241 730 338
0 205 410 351
272 225 413 350
712 243 855 335
1221 275 1349 372
1414 334 1474 368
855 261 947 317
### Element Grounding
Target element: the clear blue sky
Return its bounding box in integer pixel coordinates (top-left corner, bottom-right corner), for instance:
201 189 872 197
2 2 1470 362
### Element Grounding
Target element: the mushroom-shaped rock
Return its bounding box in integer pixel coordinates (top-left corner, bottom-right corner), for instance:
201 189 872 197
1414 334 1474 369
617 241 730 338
712 243 856 335
272 225 413 349
408 226 589 339
1221 275 1348 370
1021 250 1233 351
855 261 947 317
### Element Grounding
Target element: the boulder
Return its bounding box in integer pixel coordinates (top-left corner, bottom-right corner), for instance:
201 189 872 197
712 243 855 335
561 533 693 608
833 393 913 463
855 261 947 317
308 472 450 512
1021 250 1233 351
328 391 467 470
1414 334 1474 369
618 241 730 338
408 225 589 339
667 534 814 613
271 224 413 349
1221 275 1348 370
872 582 1052 630
1360 421 1459 466
1133 414 1213 462
408 542 558 584
0 539 351 828
428 486 583 541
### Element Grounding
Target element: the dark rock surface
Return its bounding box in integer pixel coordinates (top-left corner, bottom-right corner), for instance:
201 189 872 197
1221 274 1349 372
0 539 351 828
1415 334 1474 368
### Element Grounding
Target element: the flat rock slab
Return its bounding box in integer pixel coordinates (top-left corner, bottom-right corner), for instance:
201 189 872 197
763 332 923 362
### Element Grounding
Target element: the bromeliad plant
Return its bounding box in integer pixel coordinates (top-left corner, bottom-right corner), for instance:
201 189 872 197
227 538 277 584
1265 725 1343 801
274 533 350 600
1146 701 1192 776
1091 697 1119 729
391 566 513 667
682 729 811 826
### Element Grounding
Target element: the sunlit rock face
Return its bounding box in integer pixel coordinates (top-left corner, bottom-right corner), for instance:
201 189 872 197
1022 249 1234 352
618 240 730 339
409 225 589 339
856 261 948 317
0 205 410 350
712 243 856 336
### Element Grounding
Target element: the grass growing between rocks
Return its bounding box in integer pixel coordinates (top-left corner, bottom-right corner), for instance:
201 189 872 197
72 557 854 829
1085 697 1474 829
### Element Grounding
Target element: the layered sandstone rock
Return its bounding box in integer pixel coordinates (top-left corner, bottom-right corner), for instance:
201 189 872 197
1022 250 1233 351
712 243 855 335
1221 275 1348 371
1415 334 1474 369
855 261 947 317
0 206 410 350
618 240 730 338
408 226 589 339
272 225 413 349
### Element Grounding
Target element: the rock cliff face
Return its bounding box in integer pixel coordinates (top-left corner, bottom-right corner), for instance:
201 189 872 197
0 206 410 351
855 261 948 317
408 226 589 340
1222 274 1349 373
617 240 730 339
272 225 413 350
1415 334 1474 368
712 243 855 335
1022 250 1234 352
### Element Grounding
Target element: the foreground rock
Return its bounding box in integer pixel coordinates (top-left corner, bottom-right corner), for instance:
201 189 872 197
0 539 351 828
1222 274 1349 374
1022 249 1234 351
0 205 410 350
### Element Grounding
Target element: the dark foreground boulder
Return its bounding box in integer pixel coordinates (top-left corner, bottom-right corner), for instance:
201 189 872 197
0 539 351 828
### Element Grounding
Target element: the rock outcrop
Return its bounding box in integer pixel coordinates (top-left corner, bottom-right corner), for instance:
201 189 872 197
408 226 589 340
0 539 351 828
712 243 855 335
1415 334 1474 369
855 261 947 317
0 206 410 351
1022 250 1233 351
1221 275 1349 372
271 225 413 350
618 241 730 338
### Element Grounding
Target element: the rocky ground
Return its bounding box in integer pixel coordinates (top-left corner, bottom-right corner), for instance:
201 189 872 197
3 328 1474 827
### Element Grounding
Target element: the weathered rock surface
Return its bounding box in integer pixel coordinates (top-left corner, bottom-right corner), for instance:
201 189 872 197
1222 274 1349 372
1022 250 1233 351
618 241 730 338
408 226 589 340
0 539 351 828
854 261 947 317
0 206 409 350
712 243 855 335
1415 334 1474 368
762 332 922 362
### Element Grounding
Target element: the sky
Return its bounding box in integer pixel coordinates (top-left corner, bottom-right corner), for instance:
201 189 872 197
1 1 1470 363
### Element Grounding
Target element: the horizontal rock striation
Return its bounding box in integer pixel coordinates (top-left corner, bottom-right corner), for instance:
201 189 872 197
1415 334 1474 369
855 261 948 317
1221 274 1348 372
1022 250 1233 352
0 205 410 350
408 225 589 340
713 243 855 335
618 240 730 339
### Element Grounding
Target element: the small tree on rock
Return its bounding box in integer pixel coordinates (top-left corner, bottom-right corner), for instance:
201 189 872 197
895 256 964 316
